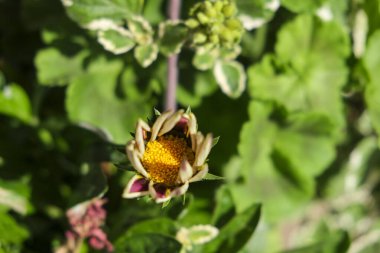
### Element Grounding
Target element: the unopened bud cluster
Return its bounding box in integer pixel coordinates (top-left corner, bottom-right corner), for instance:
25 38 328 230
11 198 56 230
186 0 244 49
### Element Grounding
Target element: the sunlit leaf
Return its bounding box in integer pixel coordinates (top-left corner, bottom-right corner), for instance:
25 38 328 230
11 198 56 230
236 0 279 30
363 30 380 147
128 15 154 45
35 47 88 86
213 60 246 98
193 49 217 71
0 178 31 215
234 101 336 221
248 15 349 139
97 27 135 54
0 210 29 245
66 57 151 143
64 0 144 25
0 84 33 124
134 44 158 68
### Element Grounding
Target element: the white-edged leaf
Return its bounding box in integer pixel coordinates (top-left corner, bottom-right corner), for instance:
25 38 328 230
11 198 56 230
134 44 158 68
84 18 120 31
213 60 246 98
0 178 31 215
193 49 217 71
158 21 188 56
128 15 154 45
97 27 135 55
236 0 280 30
187 225 219 245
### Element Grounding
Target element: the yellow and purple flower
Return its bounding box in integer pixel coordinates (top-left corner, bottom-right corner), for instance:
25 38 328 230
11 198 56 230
122 109 213 203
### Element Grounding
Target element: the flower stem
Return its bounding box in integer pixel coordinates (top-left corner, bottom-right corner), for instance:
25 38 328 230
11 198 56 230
165 0 181 111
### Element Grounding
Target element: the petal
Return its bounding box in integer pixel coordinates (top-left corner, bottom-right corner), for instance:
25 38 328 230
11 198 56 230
170 182 189 197
186 113 198 135
178 159 193 183
148 181 171 203
135 119 150 155
126 141 149 178
194 133 213 167
158 109 184 136
150 110 174 141
192 132 204 153
122 175 150 198
189 164 209 183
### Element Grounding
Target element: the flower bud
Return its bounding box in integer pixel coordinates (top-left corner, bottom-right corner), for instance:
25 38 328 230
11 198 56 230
186 18 199 29
222 4 237 18
214 1 224 12
197 12 209 25
194 32 207 44
225 18 242 30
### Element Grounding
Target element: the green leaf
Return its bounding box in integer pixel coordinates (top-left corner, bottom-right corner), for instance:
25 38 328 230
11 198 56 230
142 0 165 24
203 204 261 253
134 44 158 68
97 27 135 54
236 0 279 30
158 21 188 56
0 84 33 124
325 137 378 198
66 57 151 144
233 101 336 221
0 211 29 246
211 185 235 227
64 0 143 25
128 15 154 45
212 136 220 147
35 48 89 86
213 60 246 98
281 230 349 253
193 49 217 71
125 218 177 237
248 15 349 139
204 173 224 181
114 233 182 253
177 70 218 108
281 0 326 13
363 30 380 146
0 178 31 215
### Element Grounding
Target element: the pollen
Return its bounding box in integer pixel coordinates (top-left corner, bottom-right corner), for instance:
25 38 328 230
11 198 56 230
142 135 195 186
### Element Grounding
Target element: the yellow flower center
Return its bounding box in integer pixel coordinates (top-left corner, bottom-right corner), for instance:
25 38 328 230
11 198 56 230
142 135 194 186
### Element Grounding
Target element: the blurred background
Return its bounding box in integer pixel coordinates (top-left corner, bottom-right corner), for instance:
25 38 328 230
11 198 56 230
1 0 380 252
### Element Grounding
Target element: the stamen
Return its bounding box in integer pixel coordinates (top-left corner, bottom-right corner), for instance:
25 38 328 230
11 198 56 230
142 135 194 186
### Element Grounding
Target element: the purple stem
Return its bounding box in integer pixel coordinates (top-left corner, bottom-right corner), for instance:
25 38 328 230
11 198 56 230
165 0 181 111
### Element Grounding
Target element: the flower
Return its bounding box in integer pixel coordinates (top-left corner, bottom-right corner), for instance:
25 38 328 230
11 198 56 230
64 198 113 252
122 109 213 203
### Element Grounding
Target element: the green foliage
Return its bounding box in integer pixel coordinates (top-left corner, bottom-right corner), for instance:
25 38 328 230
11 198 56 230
0 211 29 249
203 204 261 253
158 21 189 56
66 57 152 143
2 0 380 252
0 82 34 124
35 48 89 86
64 0 144 24
114 233 182 253
363 30 380 147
